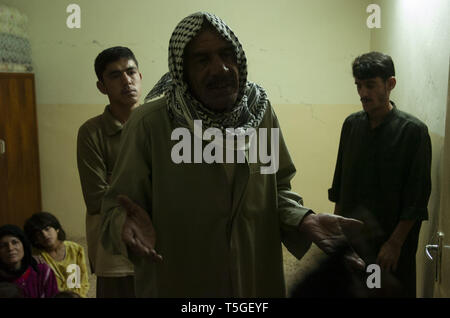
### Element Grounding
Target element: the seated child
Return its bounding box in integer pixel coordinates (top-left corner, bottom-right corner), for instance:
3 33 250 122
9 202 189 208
24 212 90 297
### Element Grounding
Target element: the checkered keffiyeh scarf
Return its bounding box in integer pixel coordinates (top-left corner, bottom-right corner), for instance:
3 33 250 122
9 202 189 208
145 12 268 133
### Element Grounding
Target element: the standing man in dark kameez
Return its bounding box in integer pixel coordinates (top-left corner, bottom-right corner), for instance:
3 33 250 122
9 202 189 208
329 52 432 297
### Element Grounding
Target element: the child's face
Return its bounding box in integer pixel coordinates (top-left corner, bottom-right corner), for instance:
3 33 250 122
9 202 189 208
36 226 60 249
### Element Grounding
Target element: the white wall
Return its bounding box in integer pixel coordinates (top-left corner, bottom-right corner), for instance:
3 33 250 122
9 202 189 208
2 0 370 106
370 0 450 297
371 0 449 135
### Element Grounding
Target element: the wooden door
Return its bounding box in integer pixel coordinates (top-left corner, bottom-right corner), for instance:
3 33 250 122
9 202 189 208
0 73 41 227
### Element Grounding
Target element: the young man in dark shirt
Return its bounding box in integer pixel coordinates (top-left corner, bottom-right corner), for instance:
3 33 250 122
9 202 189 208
329 51 432 297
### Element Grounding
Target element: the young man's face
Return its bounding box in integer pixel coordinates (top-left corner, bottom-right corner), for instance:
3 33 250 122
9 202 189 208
184 27 240 112
354 76 395 113
97 58 142 108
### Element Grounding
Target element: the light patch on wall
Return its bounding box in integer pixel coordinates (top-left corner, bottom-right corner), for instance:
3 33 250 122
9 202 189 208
372 0 449 136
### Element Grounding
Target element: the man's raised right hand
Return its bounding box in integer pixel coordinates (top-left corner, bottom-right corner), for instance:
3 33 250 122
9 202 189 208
118 194 163 262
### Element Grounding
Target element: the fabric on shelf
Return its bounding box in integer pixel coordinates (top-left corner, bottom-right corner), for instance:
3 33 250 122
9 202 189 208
0 5 28 25
0 5 32 72
0 19 28 38
0 33 32 63
0 62 29 72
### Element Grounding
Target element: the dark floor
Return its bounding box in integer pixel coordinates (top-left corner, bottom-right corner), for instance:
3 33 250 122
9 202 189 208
70 236 322 298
